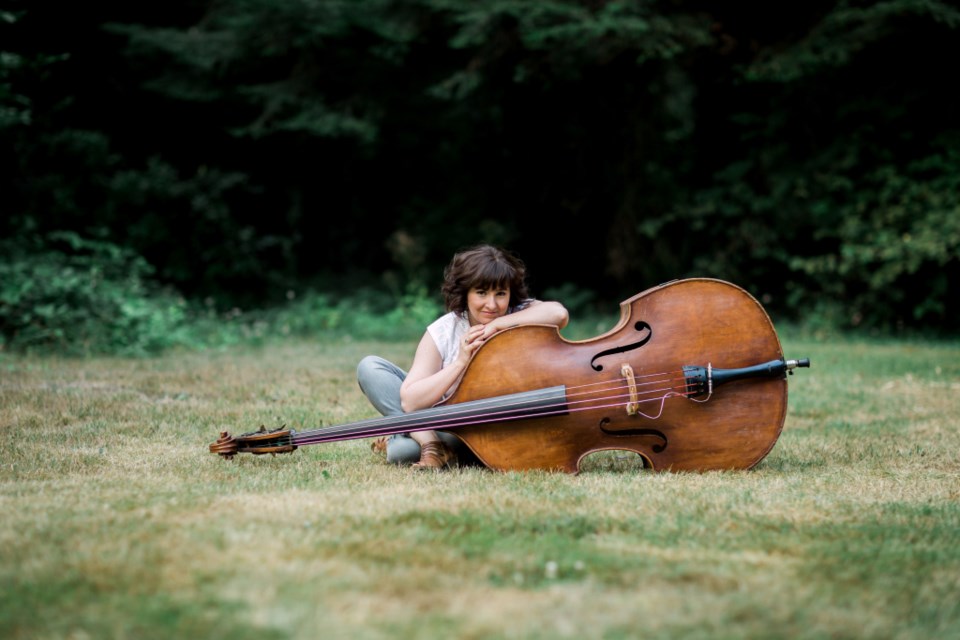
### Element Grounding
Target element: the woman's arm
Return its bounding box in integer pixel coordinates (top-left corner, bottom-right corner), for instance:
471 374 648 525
480 300 569 339
399 331 469 413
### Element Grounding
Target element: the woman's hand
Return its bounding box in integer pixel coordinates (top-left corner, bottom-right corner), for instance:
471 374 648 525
456 324 491 366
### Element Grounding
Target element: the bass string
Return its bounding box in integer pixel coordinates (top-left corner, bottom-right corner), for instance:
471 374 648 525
291 373 691 444
291 373 674 440
291 389 695 447
290 373 698 446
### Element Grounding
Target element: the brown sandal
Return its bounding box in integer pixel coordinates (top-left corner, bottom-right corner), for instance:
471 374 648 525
412 441 457 470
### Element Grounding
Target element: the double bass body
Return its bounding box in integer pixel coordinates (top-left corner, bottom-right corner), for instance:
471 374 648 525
446 278 790 473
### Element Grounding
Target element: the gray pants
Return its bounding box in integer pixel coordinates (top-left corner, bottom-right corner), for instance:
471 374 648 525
356 356 477 465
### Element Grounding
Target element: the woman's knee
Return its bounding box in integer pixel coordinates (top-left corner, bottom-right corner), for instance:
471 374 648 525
357 355 378 379
357 355 389 389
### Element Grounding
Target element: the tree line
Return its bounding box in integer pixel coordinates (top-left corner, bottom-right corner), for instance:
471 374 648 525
2 0 958 339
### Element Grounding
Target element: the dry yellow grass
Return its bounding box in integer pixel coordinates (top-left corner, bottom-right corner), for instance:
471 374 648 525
2 335 959 639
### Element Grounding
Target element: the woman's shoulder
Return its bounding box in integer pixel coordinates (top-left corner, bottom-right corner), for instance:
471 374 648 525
427 311 461 332
427 311 468 345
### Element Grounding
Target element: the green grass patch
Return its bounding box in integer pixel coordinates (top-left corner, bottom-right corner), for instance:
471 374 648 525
1 333 959 638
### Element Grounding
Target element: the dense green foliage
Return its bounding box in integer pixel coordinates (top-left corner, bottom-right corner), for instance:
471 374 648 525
0 232 189 355
0 234 445 354
2 1 958 352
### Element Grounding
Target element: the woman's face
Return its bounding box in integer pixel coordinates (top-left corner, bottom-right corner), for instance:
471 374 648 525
465 285 510 325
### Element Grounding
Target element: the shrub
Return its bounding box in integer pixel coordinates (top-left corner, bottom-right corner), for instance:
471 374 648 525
0 232 190 355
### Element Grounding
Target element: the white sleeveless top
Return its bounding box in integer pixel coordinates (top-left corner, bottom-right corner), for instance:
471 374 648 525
426 312 471 370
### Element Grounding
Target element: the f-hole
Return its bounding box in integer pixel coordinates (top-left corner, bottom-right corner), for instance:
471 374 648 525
590 321 652 371
598 417 667 453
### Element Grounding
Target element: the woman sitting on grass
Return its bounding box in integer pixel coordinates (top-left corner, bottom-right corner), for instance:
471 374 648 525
357 244 569 470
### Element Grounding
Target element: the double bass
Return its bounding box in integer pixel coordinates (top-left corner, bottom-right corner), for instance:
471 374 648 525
209 278 810 472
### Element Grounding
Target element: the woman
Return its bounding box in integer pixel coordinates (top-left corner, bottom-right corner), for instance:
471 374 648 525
356 244 569 469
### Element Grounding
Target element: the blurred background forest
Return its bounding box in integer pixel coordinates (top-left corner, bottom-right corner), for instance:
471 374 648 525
2 0 959 354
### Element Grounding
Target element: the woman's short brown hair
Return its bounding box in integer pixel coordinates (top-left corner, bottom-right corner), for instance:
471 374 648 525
441 245 531 313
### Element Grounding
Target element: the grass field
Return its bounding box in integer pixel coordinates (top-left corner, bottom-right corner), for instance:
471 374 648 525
2 330 959 639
